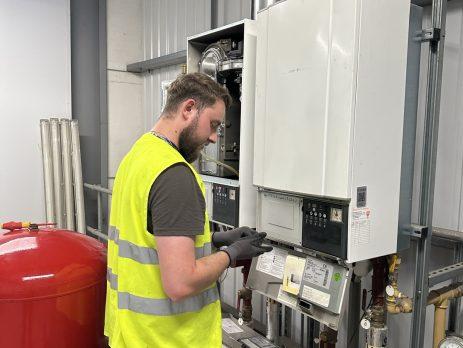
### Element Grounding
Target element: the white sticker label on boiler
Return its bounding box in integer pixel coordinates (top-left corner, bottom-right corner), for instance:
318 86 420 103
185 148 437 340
255 248 288 279
222 318 243 334
303 257 333 289
301 285 331 308
352 208 371 245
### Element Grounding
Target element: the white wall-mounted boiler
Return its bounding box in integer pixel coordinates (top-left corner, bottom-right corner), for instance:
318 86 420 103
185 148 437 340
253 0 419 263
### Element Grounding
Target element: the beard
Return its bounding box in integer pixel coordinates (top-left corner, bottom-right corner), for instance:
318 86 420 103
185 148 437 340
178 115 205 163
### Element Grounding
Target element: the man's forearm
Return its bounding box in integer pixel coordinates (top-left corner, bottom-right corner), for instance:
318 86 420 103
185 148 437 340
190 250 230 292
162 250 229 302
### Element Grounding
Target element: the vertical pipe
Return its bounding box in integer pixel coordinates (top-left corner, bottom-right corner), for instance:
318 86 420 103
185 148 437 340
50 118 65 228
433 300 448 348
283 305 292 341
307 318 315 348
300 313 305 348
448 243 463 334
457 244 463 334
266 298 280 343
71 120 86 233
40 120 55 223
97 191 102 233
313 321 320 348
99 0 109 239
347 277 361 348
60 119 75 230
411 0 447 346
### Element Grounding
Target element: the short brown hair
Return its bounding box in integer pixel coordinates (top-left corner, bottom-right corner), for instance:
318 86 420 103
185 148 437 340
162 73 232 116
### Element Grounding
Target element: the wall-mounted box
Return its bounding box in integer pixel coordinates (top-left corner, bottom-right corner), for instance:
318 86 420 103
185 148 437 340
254 0 420 262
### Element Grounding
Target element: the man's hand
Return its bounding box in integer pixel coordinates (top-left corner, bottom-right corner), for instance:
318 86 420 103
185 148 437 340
212 226 257 248
221 232 273 267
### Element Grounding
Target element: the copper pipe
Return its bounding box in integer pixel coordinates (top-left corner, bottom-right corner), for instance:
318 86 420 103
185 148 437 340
236 259 253 324
433 299 448 348
427 283 463 348
427 283 463 306
371 257 388 327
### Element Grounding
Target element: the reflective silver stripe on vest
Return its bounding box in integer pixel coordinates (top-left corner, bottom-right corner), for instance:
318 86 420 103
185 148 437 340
117 286 219 316
108 226 119 242
107 268 118 290
110 226 212 264
118 239 159 264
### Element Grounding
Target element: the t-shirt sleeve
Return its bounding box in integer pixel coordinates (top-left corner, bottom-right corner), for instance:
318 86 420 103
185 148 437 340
147 163 205 236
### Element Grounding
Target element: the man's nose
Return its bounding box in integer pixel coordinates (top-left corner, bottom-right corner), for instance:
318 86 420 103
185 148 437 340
208 132 218 144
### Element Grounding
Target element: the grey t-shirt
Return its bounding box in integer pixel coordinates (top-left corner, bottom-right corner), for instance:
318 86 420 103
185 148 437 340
147 163 205 236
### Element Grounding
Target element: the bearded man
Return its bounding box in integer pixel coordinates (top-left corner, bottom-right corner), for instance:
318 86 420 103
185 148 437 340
104 72 271 348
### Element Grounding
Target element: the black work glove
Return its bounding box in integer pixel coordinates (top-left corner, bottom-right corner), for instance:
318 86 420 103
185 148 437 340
221 232 273 268
212 226 257 248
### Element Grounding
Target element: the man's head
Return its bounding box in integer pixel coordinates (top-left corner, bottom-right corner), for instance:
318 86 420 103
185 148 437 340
161 73 232 162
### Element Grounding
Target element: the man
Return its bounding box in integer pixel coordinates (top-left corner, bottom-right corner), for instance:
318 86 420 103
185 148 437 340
104 72 272 348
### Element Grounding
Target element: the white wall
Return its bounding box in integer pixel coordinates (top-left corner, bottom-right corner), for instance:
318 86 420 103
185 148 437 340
0 0 71 223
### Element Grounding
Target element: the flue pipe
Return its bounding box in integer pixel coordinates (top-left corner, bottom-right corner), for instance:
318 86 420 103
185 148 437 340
40 120 55 223
60 119 75 230
50 118 64 228
71 120 86 233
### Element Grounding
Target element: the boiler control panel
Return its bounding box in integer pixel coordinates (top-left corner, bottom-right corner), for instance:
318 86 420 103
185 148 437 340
302 199 349 260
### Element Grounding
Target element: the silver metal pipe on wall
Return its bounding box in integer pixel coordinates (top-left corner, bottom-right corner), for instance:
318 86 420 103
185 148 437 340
60 119 75 230
71 120 86 233
40 120 55 223
50 118 65 228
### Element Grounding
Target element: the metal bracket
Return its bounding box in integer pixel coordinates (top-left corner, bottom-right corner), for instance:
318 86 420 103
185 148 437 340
416 28 441 43
406 224 429 239
428 262 463 287
126 50 187 73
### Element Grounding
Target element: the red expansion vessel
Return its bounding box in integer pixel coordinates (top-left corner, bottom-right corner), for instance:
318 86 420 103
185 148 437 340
0 228 107 348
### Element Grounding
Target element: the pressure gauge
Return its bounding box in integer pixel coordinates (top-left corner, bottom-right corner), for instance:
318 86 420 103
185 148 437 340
385 285 395 296
438 336 463 348
360 318 371 330
330 207 343 223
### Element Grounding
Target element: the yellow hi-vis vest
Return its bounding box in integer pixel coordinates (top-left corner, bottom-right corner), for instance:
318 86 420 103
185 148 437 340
104 133 222 348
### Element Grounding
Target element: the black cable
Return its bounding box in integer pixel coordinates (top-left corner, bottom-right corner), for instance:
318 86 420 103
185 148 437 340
347 290 373 346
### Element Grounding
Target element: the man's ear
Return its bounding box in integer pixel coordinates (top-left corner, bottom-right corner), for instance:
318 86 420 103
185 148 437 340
183 99 196 120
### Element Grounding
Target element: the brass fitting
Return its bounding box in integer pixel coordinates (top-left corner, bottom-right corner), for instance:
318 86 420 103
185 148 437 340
386 254 413 314
386 296 413 314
